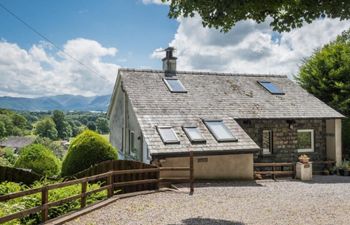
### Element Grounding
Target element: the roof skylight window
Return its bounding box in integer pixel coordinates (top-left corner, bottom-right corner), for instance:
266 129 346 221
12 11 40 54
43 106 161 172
183 126 206 144
157 126 180 144
203 120 238 142
163 78 187 93
258 81 284 95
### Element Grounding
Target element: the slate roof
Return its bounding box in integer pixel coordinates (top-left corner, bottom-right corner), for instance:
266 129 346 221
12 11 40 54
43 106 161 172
110 68 344 156
0 136 35 149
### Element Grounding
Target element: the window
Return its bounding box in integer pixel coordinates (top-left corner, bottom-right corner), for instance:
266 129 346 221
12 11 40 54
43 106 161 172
128 130 134 155
258 81 284 95
297 129 314 152
262 130 273 154
203 120 238 142
157 126 180 144
183 126 206 144
163 78 187 93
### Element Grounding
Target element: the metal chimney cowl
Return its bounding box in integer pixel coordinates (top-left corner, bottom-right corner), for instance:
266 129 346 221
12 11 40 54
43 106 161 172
162 47 177 76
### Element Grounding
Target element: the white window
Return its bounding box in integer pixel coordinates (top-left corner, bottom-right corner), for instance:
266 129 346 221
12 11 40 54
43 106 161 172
297 129 314 152
157 126 180 144
163 78 187 93
262 130 273 154
183 126 206 144
203 120 237 142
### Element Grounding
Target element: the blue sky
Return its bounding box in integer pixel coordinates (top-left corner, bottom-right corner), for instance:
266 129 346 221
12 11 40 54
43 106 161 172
0 0 349 97
0 0 176 68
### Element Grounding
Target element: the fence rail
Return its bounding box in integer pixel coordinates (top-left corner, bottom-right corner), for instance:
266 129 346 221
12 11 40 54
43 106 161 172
0 154 194 224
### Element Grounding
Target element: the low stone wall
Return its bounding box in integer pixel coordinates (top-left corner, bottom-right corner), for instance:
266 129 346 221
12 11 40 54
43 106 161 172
237 119 327 163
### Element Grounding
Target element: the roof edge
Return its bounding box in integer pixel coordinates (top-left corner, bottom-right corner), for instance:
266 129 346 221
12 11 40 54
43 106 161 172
151 148 260 158
119 68 288 78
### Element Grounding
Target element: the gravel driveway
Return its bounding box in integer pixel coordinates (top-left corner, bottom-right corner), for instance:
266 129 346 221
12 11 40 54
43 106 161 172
66 176 350 225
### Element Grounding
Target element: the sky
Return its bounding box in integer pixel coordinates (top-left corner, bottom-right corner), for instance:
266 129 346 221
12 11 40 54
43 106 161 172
0 0 349 98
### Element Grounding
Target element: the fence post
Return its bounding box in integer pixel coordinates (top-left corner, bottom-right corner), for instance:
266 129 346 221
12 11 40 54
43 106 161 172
189 151 194 195
81 179 87 208
156 167 160 190
41 186 48 222
107 171 113 198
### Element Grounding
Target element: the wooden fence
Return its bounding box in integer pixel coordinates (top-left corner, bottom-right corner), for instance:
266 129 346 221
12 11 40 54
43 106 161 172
0 166 43 185
71 160 159 194
0 154 194 224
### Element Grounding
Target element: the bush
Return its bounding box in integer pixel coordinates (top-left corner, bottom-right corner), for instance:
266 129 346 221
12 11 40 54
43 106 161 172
61 130 117 176
15 144 61 177
0 147 18 167
33 137 66 159
0 180 105 225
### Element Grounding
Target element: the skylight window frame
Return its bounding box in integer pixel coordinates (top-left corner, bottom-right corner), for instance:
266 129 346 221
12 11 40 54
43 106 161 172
182 126 206 144
257 80 285 95
156 126 180 144
163 78 187 93
203 119 238 143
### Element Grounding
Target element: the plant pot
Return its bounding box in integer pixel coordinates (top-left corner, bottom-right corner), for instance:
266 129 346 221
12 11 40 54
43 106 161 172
339 169 350 176
299 159 309 164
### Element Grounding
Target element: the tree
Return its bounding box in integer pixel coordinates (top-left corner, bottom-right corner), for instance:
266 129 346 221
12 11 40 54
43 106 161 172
15 144 61 177
96 117 109 134
61 130 117 176
164 0 350 32
297 29 350 156
11 114 27 129
86 121 96 131
52 110 71 139
0 121 6 139
34 117 58 140
0 114 13 136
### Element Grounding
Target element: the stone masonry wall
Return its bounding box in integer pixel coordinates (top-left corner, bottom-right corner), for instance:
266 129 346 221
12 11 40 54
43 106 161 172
236 119 327 163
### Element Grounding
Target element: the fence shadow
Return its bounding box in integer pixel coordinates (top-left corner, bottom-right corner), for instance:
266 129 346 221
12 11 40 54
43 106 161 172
175 217 245 225
174 180 263 189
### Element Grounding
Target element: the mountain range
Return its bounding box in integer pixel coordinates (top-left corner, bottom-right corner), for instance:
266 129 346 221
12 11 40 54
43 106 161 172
0 95 111 111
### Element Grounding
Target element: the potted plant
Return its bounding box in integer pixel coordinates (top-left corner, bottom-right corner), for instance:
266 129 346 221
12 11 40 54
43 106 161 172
298 154 310 164
338 160 350 176
322 168 330 175
329 166 337 175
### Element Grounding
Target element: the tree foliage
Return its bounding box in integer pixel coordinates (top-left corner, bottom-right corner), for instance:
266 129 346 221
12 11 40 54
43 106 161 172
34 117 58 140
61 130 117 176
164 0 350 32
15 144 61 177
96 117 109 134
297 29 350 156
297 30 350 116
52 110 72 139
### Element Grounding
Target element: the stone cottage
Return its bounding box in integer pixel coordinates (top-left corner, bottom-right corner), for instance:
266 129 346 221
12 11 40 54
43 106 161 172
107 48 344 180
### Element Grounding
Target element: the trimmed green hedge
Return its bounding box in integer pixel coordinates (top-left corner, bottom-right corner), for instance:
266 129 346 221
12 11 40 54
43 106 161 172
15 144 61 177
61 130 117 176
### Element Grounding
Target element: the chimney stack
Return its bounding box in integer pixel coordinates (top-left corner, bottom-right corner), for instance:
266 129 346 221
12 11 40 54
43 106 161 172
162 47 177 76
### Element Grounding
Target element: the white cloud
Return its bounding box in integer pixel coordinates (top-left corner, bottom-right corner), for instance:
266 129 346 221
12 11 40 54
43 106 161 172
156 16 350 77
142 0 167 5
0 38 120 97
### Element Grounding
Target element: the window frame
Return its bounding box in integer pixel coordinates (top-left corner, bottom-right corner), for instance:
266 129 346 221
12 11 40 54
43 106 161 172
257 80 285 95
129 130 136 157
262 130 273 155
297 129 314 153
203 119 238 142
163 78 187 93
156 126 180 144
182 126 206 144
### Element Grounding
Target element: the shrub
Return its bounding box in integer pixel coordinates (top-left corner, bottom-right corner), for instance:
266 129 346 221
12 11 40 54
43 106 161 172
15 144 61 177
61 130 117 176
34 137 66 159
0 180 105 225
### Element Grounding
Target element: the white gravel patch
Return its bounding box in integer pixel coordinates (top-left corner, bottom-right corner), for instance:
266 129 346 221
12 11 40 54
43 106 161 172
66 176 350 225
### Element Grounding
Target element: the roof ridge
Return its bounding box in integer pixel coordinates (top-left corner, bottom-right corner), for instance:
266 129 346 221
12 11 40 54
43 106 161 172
118 68 288 78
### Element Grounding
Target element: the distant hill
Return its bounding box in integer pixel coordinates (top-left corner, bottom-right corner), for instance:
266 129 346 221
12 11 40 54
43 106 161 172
0 95 111 111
